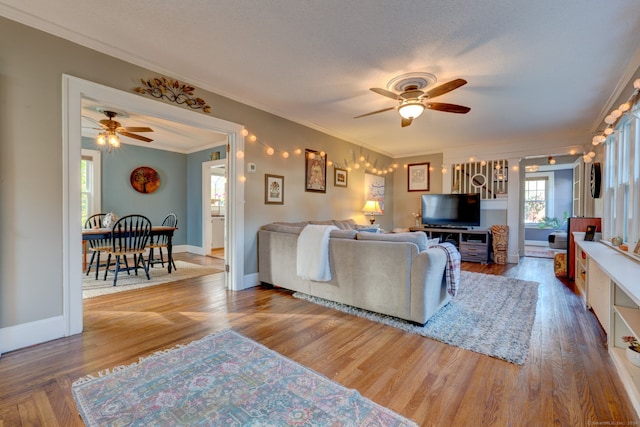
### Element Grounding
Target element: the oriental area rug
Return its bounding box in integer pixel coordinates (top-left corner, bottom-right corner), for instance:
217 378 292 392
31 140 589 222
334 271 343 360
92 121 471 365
82 260 223 298
72 329 418 427
295 271 539 365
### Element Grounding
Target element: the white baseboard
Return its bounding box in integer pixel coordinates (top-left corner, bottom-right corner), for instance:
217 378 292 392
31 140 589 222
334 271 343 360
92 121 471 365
186 244 205 256
242 273 259 290
0 316 66 354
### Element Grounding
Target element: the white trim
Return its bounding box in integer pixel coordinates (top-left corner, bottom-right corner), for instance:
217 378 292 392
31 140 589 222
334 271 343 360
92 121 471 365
62 74 245 341
0 316 66 354
202 159 226 258
81 148 102 216
243 273 260 290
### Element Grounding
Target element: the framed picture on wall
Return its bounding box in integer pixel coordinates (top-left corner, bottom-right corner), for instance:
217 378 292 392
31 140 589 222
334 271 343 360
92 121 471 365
407 162 430 192
305 149 327 193
334 168 348 187
264 174 284 205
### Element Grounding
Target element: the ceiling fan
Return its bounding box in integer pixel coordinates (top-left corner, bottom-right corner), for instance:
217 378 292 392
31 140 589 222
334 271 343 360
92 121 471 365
91 109 154 148
354 77 471 127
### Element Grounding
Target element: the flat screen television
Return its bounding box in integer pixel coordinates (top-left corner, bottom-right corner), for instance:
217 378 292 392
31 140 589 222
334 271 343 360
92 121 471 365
421 193 481 228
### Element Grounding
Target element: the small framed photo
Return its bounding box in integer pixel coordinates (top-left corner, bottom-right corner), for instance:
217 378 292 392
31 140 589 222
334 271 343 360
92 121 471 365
585 225 596 241
634 240 640 255
305 149 327 193
264 174 284 205
407 162 430 192
334 168 348 188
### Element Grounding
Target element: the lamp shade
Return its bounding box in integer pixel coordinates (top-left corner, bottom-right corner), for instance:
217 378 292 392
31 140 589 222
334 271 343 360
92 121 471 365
362 200 383 214
398 102 425 119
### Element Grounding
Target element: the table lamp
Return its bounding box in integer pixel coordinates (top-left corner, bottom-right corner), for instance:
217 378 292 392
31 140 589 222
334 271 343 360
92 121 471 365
362 200 383 224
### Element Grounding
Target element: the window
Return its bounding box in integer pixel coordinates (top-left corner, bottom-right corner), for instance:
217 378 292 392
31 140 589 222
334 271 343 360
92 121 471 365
603 101 639 245
81 149 101 225
524 172 554 225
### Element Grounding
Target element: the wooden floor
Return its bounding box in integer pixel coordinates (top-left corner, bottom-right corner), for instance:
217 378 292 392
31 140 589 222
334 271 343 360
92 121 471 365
1 254 637 426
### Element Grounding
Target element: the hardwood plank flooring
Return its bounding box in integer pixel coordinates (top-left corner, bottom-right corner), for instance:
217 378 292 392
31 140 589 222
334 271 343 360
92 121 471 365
0 254 637 426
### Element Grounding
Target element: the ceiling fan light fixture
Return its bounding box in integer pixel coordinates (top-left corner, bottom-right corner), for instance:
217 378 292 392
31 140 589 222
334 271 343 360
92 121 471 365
96 132 107 146
398 102 425 119
108 133 120 147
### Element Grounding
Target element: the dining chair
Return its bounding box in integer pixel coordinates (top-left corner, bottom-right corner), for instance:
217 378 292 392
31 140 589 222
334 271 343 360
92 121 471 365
84 213 111 279
148 213 178 271
103 214 152 286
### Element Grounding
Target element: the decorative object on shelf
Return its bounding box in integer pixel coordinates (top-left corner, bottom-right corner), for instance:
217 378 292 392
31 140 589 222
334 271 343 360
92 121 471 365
362 200 383 224
411 211 422 227
334 168 347 187
210 151 220 160
590 162 602 198
611 236 623 246
304 149 327 193
584 225 597 241
134 76 211 113
264 174 284 205
130 166 160 194
634 240 640 255
407 162 430 191
623 336 640 367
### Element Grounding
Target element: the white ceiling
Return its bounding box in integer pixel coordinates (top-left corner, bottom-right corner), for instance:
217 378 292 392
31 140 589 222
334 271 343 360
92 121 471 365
2 1 640 159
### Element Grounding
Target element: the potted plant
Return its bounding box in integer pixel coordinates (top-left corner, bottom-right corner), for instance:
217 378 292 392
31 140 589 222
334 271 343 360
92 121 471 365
622 336 640 367
539 211 569 249
537 211 569 231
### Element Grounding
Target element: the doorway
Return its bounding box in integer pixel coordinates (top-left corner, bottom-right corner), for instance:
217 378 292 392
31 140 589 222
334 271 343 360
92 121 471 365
202 159 227 270
62 75 246 337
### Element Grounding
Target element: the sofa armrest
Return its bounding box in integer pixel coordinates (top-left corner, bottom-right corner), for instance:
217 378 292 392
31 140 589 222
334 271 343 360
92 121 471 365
410 248 451 324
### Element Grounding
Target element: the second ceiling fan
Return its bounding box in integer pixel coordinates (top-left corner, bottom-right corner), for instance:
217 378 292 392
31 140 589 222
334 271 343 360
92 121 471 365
355 75 471 127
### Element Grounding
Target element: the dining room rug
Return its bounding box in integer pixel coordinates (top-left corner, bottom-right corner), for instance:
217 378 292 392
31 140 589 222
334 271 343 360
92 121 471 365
82 260 223 298
294 271 539 365
72 329 418 427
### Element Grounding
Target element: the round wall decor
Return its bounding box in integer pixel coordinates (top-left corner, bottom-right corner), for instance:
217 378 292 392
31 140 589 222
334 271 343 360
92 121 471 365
130 166 160 194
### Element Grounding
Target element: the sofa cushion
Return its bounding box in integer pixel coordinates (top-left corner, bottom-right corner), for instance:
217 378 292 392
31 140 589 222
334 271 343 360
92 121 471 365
356 231 428 251
309 220 336 226
262 223 304 234
427 237 440 247
330 229 357 239
333 219 358 230
274 221 310 228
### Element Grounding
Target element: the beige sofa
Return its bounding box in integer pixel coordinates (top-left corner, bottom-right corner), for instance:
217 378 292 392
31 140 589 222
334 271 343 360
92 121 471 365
257 220 453 325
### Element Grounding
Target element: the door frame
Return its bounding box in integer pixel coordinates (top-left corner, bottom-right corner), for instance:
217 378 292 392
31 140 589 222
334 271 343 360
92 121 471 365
203 159 227 259
62 74 245 336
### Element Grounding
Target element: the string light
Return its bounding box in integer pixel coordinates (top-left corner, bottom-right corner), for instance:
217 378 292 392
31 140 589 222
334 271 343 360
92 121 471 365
591 77 640 146
239 127 397 175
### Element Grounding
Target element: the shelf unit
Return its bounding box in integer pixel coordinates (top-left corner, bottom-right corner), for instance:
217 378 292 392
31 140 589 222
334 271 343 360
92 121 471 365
410 227 491 263
575 238 640 416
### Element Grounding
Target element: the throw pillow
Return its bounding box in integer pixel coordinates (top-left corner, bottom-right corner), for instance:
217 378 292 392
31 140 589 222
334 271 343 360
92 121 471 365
330 229 357 239
427 237 440 247
262 223 304 235
103 212 119 228
356 231 428 251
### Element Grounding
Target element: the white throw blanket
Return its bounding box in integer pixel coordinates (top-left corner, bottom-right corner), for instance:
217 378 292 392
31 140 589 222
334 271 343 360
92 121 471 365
296 225 338 281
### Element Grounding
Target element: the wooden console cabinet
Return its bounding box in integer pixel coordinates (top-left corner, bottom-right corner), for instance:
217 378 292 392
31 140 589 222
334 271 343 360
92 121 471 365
575 237 640 416
410 227 491 263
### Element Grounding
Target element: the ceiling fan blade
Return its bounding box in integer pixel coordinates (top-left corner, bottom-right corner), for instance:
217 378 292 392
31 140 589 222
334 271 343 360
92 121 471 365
426 102 471 114
370 88 400 100
119 131 153 142
425 78 467 99
401 117 413 127
118 127 154 133
354 107 395 119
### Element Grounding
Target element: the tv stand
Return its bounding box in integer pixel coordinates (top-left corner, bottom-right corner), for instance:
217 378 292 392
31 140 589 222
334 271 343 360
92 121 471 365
409 226 491 263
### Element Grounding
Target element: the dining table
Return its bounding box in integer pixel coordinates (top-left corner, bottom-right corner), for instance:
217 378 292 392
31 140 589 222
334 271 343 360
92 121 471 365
82 226 178 274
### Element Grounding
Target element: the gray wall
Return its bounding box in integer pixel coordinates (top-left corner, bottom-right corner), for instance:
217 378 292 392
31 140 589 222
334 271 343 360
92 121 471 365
82 137 189 245
0 16 396 330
